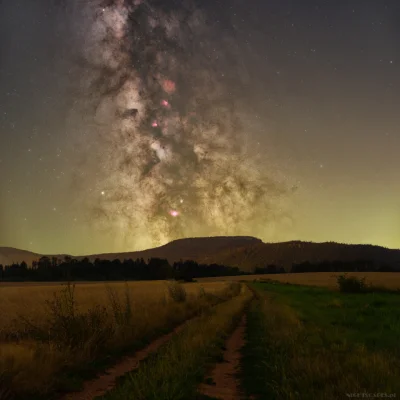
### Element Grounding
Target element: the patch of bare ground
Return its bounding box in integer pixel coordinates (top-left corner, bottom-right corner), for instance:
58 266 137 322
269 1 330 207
197 314 247 400
60 321 189 400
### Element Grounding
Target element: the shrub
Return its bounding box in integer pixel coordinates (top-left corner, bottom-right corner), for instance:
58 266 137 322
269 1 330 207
337 274 400 295
20 282 113 353
166 281 187 303
337 274 367 293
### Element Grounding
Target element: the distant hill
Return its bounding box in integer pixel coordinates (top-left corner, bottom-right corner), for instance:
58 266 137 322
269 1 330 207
0 247 42 267
82 236 262 266
1 237 400 272
203 240 400 272
0 236 261 267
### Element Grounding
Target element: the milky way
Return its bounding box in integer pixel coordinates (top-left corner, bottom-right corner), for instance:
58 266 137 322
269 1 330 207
67 0 292 251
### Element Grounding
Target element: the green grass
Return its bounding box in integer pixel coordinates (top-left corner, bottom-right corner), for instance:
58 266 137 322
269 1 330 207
241 282 400 400
98 288 251 400
258 282 400 354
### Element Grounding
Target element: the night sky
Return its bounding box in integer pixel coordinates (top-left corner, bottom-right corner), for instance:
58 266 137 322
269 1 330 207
0 0 399 255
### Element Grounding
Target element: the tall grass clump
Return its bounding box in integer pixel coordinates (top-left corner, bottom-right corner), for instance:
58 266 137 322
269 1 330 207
166 281 187 303
20 282 113 353
198 285 206 299
106 283 134 327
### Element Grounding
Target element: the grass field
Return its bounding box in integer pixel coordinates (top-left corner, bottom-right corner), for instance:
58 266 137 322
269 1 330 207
2 275 400 400
242 281 400 399
101 287 252 400
0 280 227 331
199 271 400 289
0 280 239 399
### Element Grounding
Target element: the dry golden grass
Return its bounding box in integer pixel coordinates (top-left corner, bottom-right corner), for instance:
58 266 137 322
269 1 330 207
199 272 400 290
0 280 227 332
0 280 237 398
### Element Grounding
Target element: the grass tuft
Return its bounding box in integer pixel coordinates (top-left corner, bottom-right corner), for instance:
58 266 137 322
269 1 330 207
166 281 187 303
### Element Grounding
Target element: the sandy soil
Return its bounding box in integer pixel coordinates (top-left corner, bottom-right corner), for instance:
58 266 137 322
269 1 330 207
197 314 247 400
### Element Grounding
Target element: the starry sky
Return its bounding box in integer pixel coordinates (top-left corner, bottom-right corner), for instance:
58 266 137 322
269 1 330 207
0 0 399 255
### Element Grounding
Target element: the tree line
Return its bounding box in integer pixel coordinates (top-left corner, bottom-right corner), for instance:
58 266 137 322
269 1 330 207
0 256 397 282
0 256 250 282
290 259 397 273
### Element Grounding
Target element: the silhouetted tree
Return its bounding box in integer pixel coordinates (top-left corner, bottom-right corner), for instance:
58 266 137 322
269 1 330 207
38 256 51 269
51 257 59 268
4 255 393 283
291 259 384 273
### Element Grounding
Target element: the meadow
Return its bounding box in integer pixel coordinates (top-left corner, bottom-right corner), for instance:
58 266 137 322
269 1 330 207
0 280 245 399
2 274 400 400
242 281 400 399
0 280 227 331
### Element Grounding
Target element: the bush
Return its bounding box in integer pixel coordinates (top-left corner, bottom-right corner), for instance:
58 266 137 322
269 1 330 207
46 284 112 351
337 274 367 293
337 274 400 294
166 281 187 303
21 282 113 352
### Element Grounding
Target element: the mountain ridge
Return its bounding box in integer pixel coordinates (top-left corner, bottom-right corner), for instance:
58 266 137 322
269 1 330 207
1 237 399 272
